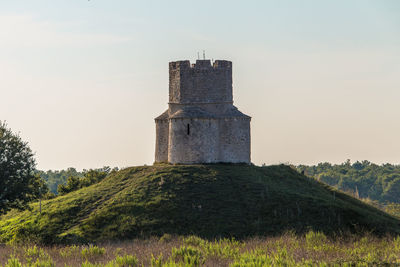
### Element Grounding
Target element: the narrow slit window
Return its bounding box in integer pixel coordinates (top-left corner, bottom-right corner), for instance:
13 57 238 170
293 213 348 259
187 124 190 135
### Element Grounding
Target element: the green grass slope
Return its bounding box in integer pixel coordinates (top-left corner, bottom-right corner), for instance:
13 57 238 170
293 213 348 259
1 164 399 244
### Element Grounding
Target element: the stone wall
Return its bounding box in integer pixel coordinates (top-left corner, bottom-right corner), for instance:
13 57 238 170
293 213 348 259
168 118 219 164
218 117 251 163
169 60 232 104
155 119 169 162
164 116 250 164
168 102 232 117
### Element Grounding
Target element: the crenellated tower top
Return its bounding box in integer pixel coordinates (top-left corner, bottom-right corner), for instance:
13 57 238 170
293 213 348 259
169 59 233 104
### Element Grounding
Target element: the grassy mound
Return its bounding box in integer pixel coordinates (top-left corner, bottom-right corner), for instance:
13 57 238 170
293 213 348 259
1 164 399 244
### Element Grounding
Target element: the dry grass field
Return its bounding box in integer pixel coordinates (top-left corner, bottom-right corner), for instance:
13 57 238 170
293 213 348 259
1 232 400 266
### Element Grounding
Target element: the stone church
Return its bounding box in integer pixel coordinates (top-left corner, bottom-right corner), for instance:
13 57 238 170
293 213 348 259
155 59 251 164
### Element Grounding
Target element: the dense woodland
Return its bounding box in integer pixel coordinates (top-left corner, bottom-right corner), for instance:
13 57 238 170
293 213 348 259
297 160 400 204
297 160 400 217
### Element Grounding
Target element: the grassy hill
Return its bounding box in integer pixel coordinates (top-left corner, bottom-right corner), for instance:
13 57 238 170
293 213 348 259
1 164 399 244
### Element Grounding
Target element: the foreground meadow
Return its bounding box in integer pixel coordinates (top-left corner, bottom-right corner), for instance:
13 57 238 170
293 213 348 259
1 232 400 266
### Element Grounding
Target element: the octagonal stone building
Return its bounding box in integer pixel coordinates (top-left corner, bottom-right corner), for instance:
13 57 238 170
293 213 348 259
155 59 251 164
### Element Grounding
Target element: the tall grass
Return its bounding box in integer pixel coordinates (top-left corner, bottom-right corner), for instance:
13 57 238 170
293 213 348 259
1 232 400 266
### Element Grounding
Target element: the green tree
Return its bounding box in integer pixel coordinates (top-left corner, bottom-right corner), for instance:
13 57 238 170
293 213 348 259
0 121 47 214
383 178 400 203
57 168 111 195
37 167 83 194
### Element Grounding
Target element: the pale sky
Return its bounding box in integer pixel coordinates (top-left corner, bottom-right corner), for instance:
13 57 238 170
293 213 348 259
1 1 400 170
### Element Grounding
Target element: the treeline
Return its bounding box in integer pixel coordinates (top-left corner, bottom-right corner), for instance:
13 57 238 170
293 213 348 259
36 168 83 194
37 166 118 195
297 160 400 204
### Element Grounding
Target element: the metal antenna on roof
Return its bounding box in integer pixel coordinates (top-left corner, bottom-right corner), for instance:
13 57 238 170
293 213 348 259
197 52 200 60
203 50 205 60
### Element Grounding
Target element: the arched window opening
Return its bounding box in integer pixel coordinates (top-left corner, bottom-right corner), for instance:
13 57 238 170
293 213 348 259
187 124 190 135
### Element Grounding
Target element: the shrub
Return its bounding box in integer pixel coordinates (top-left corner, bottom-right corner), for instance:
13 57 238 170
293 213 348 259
4 256 23 267
81 245 106 258
81 261 103 267
59 245 80 257
171 246 204 266
230 252 273 267
25 245 42 257
114 255 138 267
24 245 52 266
203 239 240 259
150 254 163 267
305 230 328 248
157 260 182 267
394 236 400 251
159 233 173 243
272 247 295 266
182 236 205 247
30 258 55 267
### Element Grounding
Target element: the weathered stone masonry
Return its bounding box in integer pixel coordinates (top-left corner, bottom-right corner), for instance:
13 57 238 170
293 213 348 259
155 59 251 164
